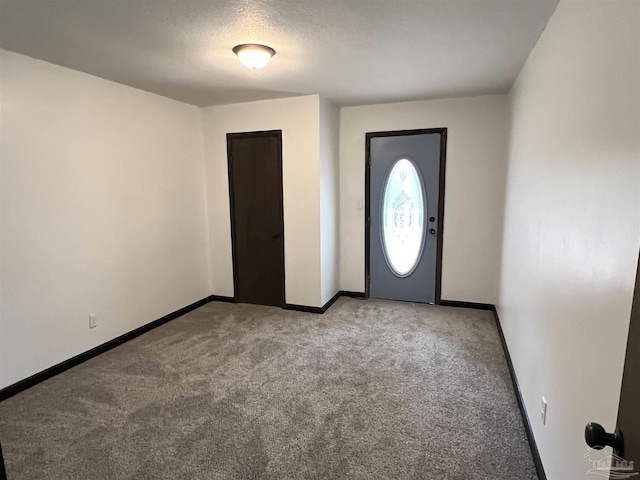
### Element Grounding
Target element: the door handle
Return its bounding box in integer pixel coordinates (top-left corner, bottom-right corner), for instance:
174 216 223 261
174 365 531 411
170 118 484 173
585 422 624 457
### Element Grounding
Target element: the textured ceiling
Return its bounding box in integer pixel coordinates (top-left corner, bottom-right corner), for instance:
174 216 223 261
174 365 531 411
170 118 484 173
0 0 558 107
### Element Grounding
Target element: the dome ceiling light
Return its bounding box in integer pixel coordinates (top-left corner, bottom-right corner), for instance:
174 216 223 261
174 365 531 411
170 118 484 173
232 44 276 70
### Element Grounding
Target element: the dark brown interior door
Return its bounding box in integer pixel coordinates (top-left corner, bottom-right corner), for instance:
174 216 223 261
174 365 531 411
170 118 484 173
585 250 640 478
227 130 285 307
614 252 640 476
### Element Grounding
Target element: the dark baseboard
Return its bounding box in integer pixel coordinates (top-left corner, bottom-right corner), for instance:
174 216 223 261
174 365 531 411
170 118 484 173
491 306 547 480
439 299 495 311
339 290 366 298
283 303 324 314
284 290 366 314
209 295 235 303
0 295 220 402
284 291 341 314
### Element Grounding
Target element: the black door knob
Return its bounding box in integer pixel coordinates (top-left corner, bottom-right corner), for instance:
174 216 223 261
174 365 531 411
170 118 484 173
585 422 624 457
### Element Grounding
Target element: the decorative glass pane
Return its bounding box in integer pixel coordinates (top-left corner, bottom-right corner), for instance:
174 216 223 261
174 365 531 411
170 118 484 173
381 158 425 277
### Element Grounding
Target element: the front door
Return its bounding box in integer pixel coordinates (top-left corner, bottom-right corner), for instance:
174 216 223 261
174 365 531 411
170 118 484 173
366 129 446 304
585 250 640 479
227 130 285 307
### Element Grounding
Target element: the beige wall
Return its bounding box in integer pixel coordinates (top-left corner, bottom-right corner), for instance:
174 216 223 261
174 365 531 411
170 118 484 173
498 1 640 479
201 96 325 307
0 50 211 389
339 95 510 303
319 97 340 304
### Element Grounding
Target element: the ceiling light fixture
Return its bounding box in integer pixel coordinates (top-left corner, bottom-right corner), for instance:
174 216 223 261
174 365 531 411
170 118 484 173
232 44 276 70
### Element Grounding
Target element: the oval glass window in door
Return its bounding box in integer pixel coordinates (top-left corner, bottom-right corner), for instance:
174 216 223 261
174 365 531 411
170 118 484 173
380 158 426 277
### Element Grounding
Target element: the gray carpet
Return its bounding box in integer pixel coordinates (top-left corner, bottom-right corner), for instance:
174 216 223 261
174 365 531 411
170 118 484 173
0 297 537 480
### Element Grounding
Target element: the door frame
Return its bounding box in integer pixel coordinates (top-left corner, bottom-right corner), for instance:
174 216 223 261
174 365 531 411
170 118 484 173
226 129 285 307
612 248 640 474
364 128 448 303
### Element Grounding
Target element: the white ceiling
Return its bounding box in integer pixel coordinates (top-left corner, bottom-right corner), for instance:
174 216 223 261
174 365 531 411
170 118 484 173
0 0 558 107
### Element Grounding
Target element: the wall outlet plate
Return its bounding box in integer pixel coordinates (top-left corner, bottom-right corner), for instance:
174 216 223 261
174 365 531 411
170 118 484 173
89 314 97 329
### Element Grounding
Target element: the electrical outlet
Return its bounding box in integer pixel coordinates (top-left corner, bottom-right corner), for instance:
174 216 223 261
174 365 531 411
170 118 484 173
541 396 548 425
89 314 97 329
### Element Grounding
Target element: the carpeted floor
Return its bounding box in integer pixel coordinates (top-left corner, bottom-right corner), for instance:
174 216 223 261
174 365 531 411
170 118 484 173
0 297 537 480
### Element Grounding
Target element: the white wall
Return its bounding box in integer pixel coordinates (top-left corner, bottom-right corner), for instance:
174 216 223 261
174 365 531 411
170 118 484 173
202 95 324 307
340 95 510 303
0 50 211 389
319 97 340 304
498 2 640 479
